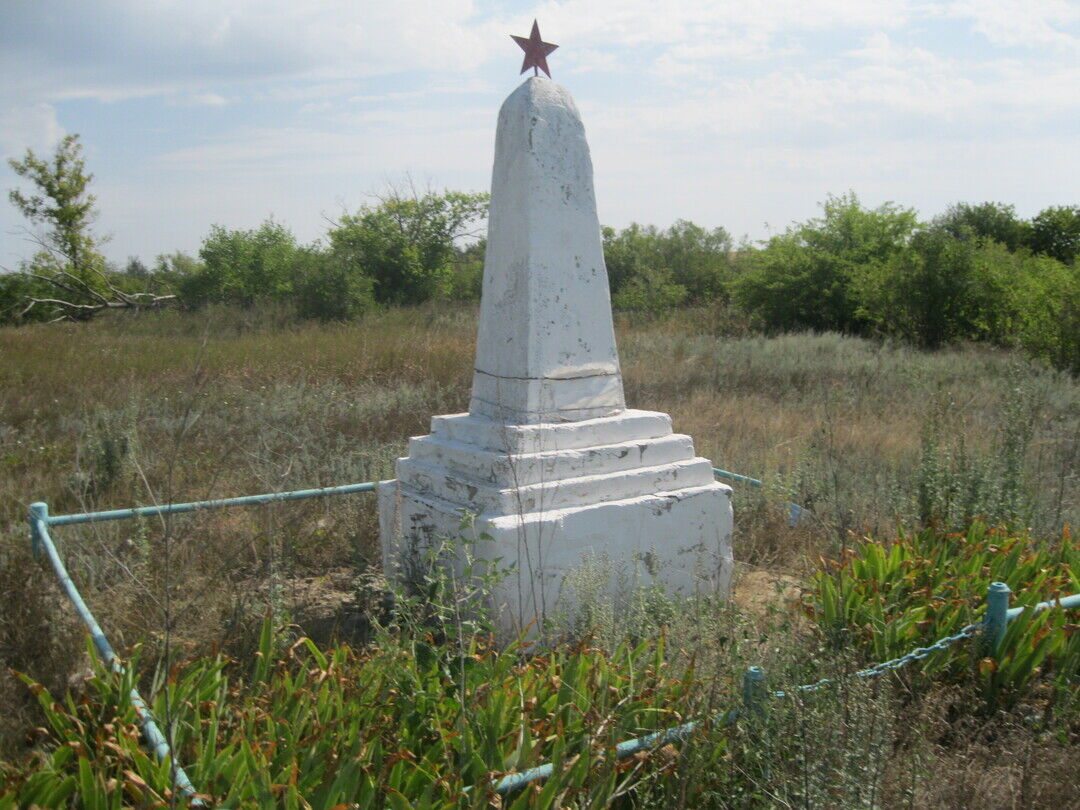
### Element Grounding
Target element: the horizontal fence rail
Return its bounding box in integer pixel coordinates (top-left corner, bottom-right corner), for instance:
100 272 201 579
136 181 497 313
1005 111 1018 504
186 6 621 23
1006 592 1080 619
483 668 763 796
711 468 762 487
711 467 809 526
28 468 1077 804
41 482 378 530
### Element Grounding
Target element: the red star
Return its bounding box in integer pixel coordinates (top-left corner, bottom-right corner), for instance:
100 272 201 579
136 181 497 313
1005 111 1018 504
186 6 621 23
511 20 558 78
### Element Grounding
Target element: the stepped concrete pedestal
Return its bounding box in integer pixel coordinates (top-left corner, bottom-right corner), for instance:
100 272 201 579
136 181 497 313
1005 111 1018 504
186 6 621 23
378 77 732 637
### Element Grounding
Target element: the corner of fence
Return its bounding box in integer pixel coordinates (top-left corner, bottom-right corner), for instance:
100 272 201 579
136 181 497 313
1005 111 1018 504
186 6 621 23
711 467 809 527
28 501 48 559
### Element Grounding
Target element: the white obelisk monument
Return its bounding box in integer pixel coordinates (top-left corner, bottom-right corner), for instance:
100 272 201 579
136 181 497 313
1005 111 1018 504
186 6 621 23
379 34 732 635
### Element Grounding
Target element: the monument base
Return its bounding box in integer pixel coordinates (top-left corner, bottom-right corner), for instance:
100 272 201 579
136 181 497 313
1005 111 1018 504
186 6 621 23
378 409 733 638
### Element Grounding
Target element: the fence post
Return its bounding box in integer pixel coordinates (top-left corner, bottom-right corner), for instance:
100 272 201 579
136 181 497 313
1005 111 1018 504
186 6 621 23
742 666 767 720
28 502 48 559
983 581 1010 659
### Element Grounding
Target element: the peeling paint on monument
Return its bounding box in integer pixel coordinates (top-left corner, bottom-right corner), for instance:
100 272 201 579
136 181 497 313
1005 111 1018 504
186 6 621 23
378 76 733 637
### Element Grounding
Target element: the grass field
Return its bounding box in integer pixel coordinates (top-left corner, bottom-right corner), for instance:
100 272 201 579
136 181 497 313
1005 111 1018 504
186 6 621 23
1 304 1078 806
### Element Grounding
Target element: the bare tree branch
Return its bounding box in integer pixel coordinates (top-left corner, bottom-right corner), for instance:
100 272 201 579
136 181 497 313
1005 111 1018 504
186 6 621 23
20 289 176 321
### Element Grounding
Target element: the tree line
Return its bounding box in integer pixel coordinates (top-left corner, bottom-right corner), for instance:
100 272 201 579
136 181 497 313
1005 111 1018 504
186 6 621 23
3 134 1078 373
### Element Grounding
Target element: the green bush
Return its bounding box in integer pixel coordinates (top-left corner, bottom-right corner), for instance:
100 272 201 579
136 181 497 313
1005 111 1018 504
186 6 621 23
857 233 1077 352
0 271 56 324
292 248 376 321
611 266 688 313
603 220 733 309
1029 205 1080 266
1010 252 1080 373
734 193 918 334
328 190 488 306
180 219 300 308
934 201 1032 252
445 240 485 302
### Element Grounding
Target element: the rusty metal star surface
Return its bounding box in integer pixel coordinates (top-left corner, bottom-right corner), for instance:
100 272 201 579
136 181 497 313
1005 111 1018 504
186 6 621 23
511 20 558 78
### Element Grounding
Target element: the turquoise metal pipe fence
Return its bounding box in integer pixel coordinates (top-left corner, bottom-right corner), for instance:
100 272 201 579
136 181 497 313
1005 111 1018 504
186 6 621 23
711 467 809 526
25 470 1080 804
40 482 378 531
26 481 382 806
28 504 205 808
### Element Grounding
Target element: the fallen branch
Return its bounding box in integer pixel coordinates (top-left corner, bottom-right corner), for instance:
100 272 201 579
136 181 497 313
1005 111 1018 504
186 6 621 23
20 284 176 321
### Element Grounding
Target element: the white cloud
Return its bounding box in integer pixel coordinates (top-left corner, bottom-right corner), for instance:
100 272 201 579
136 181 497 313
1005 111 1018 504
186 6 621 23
155 102 493 178
187 93 229 107
945 0 1080 52
0 0 931 109
0 103 65 159
496 0 918 76
525 0 916 45
0 0 489 104
843 31 948 68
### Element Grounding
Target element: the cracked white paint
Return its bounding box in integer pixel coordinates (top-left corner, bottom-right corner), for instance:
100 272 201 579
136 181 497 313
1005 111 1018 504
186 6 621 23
379 78 733 639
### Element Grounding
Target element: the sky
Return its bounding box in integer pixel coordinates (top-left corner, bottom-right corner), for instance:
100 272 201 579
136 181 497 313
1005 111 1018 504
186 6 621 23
0 0 1077 269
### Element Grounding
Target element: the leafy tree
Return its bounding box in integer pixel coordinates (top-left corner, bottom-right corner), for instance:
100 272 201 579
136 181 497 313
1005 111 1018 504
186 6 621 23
123 257 149 279
656 220 733 302
292 247 375 321
1005 252 1080 373
734 193 918 333
602 220 731 310
8 134 105 288
859 229 991 348
1028 205 1080 266
934 201 1031 252
181 219 300 308
7 134 109 322
6 134 173 321
446 239 486 301
328 189 488 305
